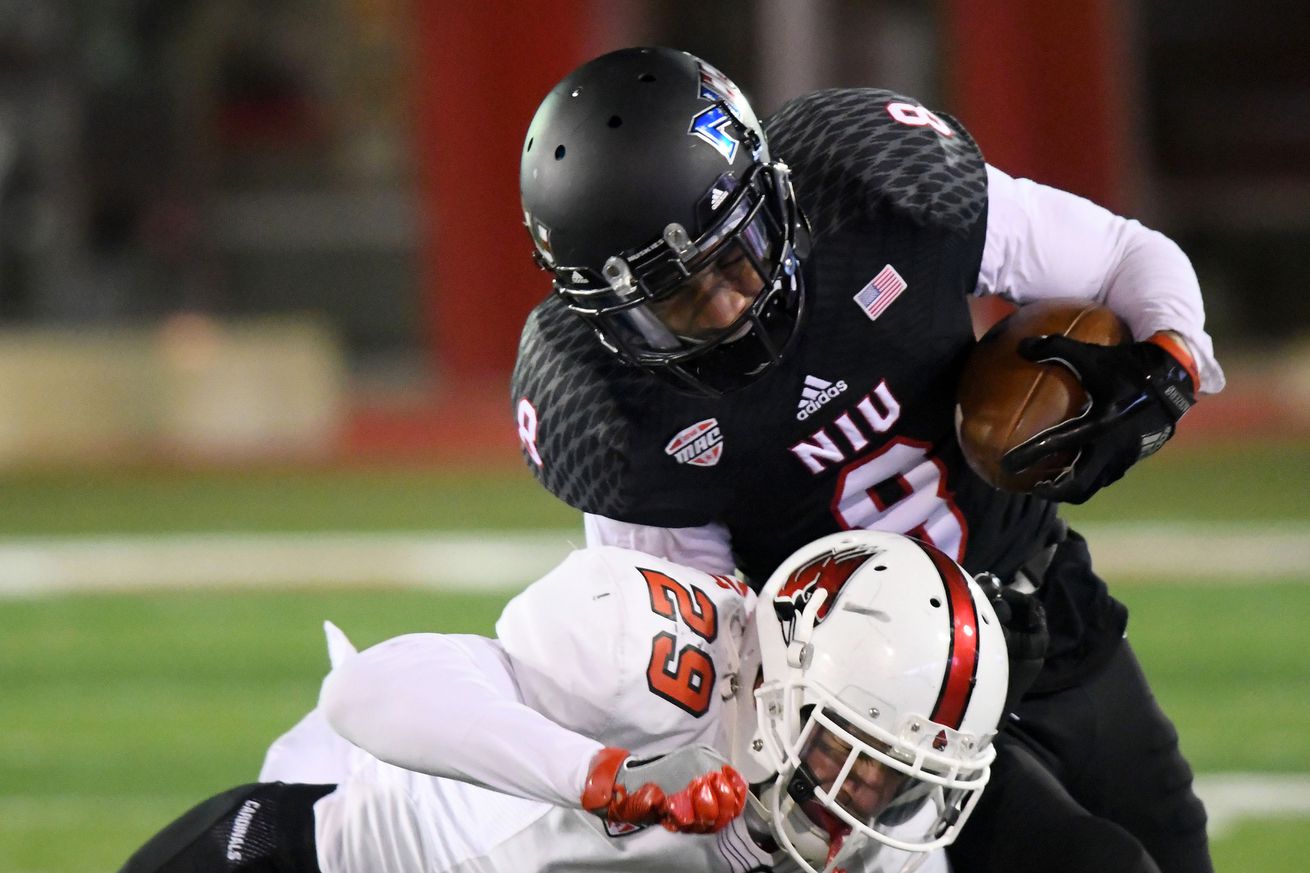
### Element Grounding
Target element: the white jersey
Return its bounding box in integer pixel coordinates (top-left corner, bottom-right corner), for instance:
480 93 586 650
260 546 946 873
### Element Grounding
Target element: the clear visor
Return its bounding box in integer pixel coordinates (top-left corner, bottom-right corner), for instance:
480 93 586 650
795 707 988 852
572 176 786 354
647 229 772 341
800 719 914 824
554 162 804 394
630 200 779 348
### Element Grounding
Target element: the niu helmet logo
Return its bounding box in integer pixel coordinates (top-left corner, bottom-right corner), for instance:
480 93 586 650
689 61 752 163
772 546 880 643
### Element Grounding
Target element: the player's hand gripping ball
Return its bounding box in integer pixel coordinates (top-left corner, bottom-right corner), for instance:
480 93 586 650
956 299 1130 492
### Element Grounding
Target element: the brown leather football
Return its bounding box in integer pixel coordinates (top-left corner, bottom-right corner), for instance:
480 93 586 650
956 298 1131 492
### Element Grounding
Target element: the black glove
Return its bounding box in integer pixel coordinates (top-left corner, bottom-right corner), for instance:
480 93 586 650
1001 334 1196 504
976 573 1049 717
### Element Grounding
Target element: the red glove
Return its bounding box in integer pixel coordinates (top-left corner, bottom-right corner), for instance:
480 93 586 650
661 766 749 834
582 747 666 827
581 746 748 834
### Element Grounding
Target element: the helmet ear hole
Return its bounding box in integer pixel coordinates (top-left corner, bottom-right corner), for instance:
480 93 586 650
638 72 656 82
607 116 623 128
554 145 566 160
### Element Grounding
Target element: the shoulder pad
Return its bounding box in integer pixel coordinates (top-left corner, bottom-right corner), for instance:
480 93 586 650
510 295 728 526
764 88 987 240
496 546 754 751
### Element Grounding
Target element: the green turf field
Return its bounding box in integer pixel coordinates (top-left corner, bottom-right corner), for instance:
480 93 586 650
2 437 1305 535
1 439 1307 872
2 582 1307 872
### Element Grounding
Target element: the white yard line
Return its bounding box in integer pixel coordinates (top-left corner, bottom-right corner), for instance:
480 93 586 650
1195 773 1310 836
0 522 1307 597
2 527 1303 849
0 531 583 596
1073 520 1310 580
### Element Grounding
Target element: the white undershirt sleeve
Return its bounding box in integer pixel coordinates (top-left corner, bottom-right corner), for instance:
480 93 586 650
320 632 602 809
583 513 736 575
977 164 1225 393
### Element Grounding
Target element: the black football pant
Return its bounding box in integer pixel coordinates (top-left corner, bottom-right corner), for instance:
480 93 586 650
118 782 332 873
948 641 1211 873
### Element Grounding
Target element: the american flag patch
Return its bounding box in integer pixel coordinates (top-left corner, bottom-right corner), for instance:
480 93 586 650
853 265 907 321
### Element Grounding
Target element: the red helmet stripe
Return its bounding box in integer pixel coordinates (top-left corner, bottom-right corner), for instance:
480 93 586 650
916 540 980 729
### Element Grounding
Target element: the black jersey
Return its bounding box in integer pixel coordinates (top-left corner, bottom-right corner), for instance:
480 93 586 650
512 89 1123 687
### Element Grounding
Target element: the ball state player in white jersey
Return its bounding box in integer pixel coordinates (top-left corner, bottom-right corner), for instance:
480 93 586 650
117 531 1015 873
510 47 1224 873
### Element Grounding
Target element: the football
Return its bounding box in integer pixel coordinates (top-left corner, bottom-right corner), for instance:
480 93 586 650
956 298 1131 492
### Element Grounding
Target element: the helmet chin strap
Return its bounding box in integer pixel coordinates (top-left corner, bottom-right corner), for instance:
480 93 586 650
759 774 935 873
802 799 854 867
758 778 833 869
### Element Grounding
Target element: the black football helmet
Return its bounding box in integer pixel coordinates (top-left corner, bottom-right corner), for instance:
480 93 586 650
520 47 810 396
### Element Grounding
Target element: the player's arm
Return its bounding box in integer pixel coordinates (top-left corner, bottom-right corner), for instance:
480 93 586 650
976 163 1223 394
583 513 736 574
974 165 1224 502
320 632 601 806
320 630 745 833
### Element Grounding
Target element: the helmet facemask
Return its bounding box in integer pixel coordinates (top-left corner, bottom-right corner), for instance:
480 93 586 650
757 683 993 873
556 161 807 397
749 531 1008 873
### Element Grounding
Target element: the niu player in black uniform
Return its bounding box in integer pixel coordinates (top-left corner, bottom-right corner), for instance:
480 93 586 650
512 47 1223 873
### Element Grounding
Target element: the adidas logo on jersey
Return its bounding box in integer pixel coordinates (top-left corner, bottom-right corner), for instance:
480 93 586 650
796 375 848 421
